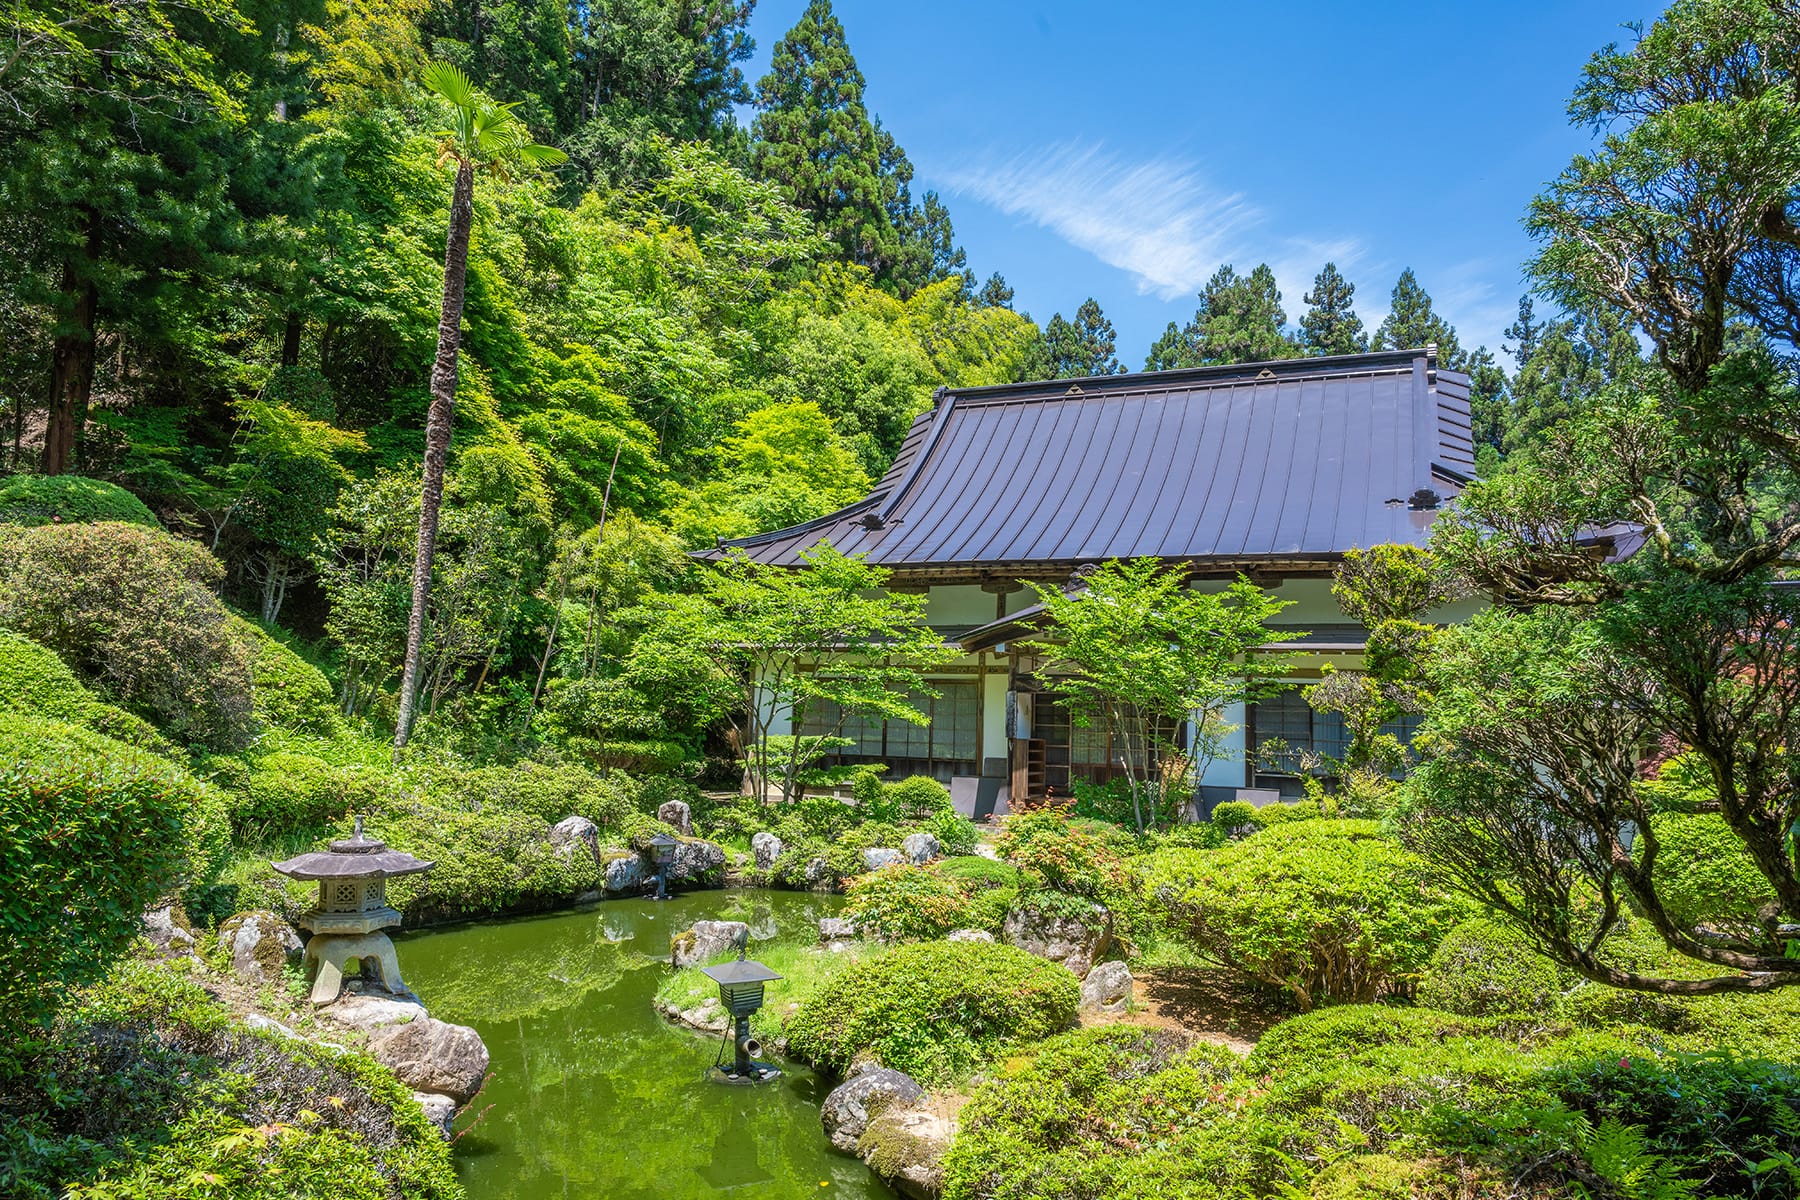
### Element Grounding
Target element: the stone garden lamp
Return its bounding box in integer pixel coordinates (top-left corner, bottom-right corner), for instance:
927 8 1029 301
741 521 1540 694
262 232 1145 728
649 832 678 901
700 951 782 1084
272 816 434 1006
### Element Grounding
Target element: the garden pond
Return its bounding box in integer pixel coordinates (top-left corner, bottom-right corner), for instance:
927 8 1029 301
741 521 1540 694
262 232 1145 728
398 889 896 1200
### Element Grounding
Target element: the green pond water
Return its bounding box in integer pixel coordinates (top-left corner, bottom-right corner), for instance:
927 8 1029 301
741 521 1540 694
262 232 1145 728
398 889 897 1200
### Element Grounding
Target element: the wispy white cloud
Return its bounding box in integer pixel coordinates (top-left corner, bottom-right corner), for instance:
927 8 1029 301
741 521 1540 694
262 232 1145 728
939 142 1296 302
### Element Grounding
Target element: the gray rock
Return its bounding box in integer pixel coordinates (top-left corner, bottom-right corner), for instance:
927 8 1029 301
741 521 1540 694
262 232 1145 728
318 991 429 1033
859 1104 956 1199
243 1012 301 1039
819 916 857 942
657 799 693 836
900 832 941 865
548 814 598 849
660 994 729 1034
602 851 645 893
669 838 726 884
804 857 831 887
945 928 994 943
217 910 303 984
752 831 784 872
1079 961 1134 1014
671 919 749 967
861 847 903 872
368 1016 489 1104
142 905 194 954
414 1091 457 1139
1002 900 1115 978
820 1067 926 1153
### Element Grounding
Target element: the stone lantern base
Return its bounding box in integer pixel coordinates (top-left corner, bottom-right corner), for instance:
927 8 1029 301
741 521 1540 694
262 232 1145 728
304 929 409 1006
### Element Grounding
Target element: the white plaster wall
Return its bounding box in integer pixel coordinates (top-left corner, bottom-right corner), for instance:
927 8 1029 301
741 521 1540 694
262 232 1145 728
923 584 1002 626
981 667 1009 763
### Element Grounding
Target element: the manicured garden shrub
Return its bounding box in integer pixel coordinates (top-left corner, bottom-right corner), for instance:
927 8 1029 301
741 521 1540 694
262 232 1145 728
1419 918 1576 1017
231 752 363 842
1644 810 1775 937
229 616 339 735
1155 819 1228 850
0 715 218 1040
936 856 1019 891
994 810 1136 901
843 865 973 941
1250 797 1322 827
923 808 979 856
0 629 176 756
0 958 459 1199
0 522 255 749
444 760 638 826
786 941 1079 1085
1145 820 1469 1009
885 774 954 821
0 473 158 528
1209 799 1256 829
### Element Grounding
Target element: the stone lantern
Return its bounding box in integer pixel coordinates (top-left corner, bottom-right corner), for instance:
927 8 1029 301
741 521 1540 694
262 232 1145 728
649 831 678 900
272 816 434 1006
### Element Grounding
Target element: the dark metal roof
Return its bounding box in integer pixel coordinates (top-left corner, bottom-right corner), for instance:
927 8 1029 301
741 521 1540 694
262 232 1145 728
700 349 1478 572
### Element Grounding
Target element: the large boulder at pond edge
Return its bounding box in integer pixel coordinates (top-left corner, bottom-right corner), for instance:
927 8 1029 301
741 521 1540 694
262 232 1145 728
657 799 693 836
900 832 940 865
414 1091 457 1140
318 989 429 1033
217 910 302 984
859 1103 956 1199
1079 961 1134 1014
367 1016 489 1104
548 814 598 849
668 838 726 885
752 831 784 872
821 1065 926 1153
602 849 645 893
671 919 749 967
1002 900 1115 978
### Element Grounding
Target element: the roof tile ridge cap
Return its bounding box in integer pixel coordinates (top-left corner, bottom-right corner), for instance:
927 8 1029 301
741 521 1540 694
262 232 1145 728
877 390 959 524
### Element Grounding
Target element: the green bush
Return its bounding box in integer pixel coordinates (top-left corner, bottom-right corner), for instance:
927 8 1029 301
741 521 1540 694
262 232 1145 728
936 856 1019 891
885 775 954 821
995 810 1136 901
0 715 215 1040
0 474 158 528
230 617 339 735
1420 918 1576 1017
1145 820 1470 1009
786 941 1079 1085
1156 820 1228 850
442 760 638 826
1210 799 1256 828
0 958 459 1199
1644 810 1775 936
1249 797 1322 827
0 629 178 756
231 752 366 842
0 522 255 749
923 808 979 856
843 865 974 941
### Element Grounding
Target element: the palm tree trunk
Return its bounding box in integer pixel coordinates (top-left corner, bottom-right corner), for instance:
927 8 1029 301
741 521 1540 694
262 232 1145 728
394 160 475 756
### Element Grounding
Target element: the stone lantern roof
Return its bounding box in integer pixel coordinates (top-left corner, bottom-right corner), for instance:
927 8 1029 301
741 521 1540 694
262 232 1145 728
272 816 435 881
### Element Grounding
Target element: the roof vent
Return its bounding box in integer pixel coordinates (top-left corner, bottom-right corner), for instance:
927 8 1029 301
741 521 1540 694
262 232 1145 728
859 512 886 530
1255 368 1275 379
1407 487 1442 511
1063 384 1085 396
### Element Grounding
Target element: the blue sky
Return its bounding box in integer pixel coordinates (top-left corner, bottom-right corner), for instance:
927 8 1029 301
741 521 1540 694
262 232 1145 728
738 1 1660 368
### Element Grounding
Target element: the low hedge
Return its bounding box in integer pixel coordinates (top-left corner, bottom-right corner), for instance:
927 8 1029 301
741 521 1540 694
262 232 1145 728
0 714 226 1040
0 474 158 528
0 629 177 757
230 617 340 736
843 865 975 941
1145 820 1469 1009
786 940 1079 1085
1419 918 1576 1017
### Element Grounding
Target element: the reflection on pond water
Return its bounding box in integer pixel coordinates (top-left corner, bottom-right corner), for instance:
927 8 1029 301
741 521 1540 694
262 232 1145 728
399 890 895 1200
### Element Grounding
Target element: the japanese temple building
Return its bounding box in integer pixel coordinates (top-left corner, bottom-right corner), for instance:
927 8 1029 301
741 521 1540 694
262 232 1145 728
700 347 1635 815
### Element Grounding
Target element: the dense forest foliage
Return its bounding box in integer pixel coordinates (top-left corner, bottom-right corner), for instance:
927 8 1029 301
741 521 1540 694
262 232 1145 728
0 0 1632 765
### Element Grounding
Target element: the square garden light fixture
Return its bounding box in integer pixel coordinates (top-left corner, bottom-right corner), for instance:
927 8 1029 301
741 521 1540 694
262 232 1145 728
700 954 783 1084
649 832 678 900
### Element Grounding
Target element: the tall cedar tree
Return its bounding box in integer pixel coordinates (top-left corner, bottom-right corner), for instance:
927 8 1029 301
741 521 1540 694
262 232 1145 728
1145 264 1301 370
1371 268 1463 363
393 63 565 753
1027 298 1123 379
1299 262 1368 356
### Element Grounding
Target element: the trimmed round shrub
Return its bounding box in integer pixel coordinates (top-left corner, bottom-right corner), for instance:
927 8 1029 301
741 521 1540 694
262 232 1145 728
924 808 979 856
1644 810 1775 937
1245 1004 1515 1077
786 940 1079 1084
844 864 973 941
0 629 178 757
0 522 254 749
1145 821 1471 1009
0 714 215 1039
995 810 1136 901
230 616 339 735
231 752 364 841
1420 918 1576 1017
1210 799 1257 829
886 774 954 821
936 855 1019 891
0 474 158 528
